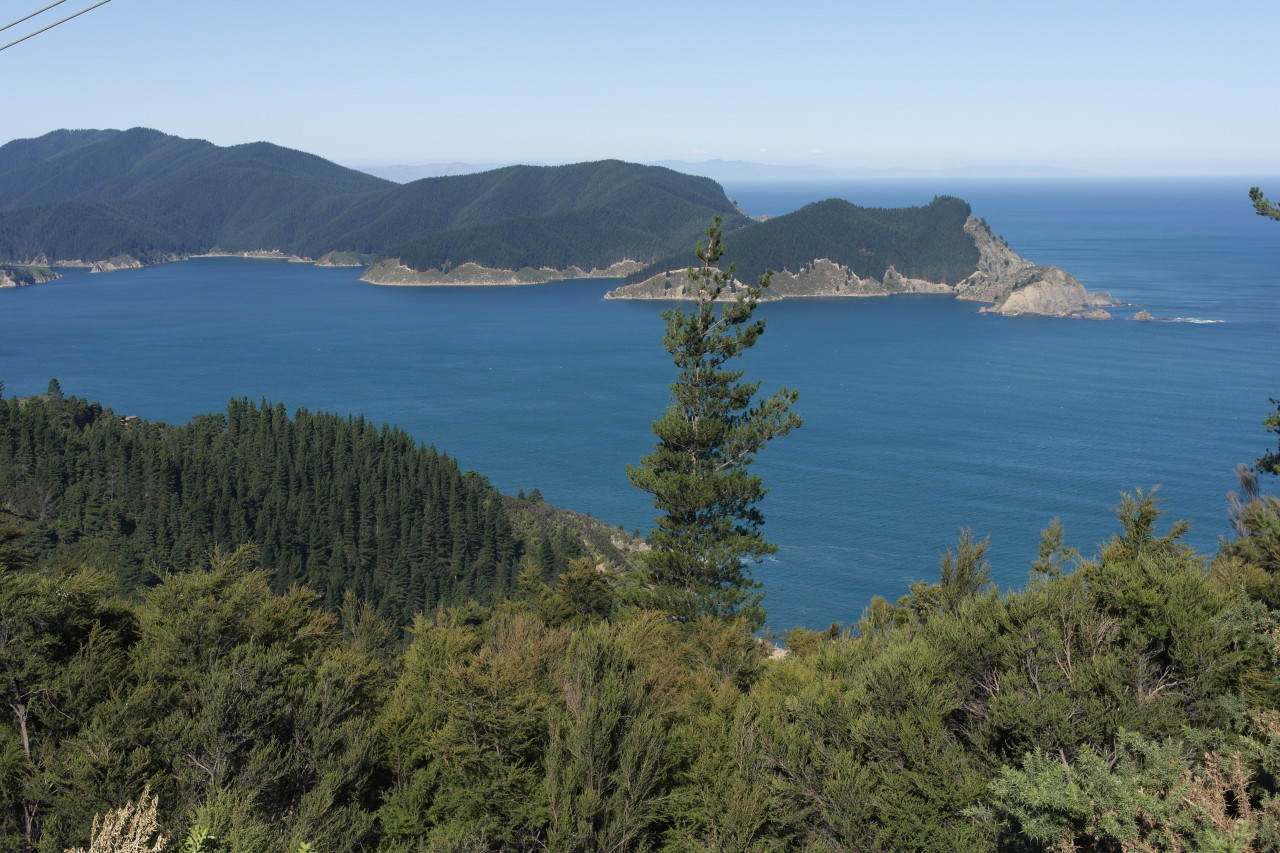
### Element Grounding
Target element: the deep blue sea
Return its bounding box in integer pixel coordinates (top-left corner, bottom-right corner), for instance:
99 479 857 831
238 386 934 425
3 178 1279 632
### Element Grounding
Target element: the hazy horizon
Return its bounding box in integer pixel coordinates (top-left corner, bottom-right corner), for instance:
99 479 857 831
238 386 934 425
1 0 1275 179
347 157 1280 182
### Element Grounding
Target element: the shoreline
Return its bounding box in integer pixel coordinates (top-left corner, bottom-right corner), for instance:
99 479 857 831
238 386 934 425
359 259 646 287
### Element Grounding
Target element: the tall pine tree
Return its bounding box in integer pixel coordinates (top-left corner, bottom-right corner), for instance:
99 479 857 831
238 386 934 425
627 217 801 626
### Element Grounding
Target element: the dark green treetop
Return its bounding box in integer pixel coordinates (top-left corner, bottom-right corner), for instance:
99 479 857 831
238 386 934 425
1249 190 1279 473
626 217 802 627
1250 186 1280 220
1260 398 1280 476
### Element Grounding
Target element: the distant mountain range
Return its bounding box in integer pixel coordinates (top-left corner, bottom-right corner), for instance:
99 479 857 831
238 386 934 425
354 163 521 182
658 161 1095 182
355 160 1094 184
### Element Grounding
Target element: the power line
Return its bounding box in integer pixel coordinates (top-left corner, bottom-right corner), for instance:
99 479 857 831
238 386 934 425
0 1 69 34
0 0 112 53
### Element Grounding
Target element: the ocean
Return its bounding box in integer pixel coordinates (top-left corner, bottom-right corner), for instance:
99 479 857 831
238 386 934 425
3 177 1278 632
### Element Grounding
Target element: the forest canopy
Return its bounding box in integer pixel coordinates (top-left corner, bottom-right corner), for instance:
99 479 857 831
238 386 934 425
5 440 1280 851
0 393 606 625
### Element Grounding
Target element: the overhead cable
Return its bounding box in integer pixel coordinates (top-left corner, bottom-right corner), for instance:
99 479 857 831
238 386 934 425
0 0 112 53
0 1 69 34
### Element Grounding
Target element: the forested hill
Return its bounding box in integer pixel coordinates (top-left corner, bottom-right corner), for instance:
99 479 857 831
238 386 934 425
0 128 746 268
365 160 745 273
0 127 391 210
0 391 625 625
625 195 982 287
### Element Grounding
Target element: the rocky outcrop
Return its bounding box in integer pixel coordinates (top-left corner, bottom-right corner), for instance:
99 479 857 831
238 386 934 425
952 217 1035 302
602 259 955 301
978 265 1112 320
605 216 1112 319
957 219 1111 318
316 251 365 267
90 254 145 273
362 259 646 286
0 265 59 288
768 260 953 297
1128 308 1221 324
88 253 189 272
599 268 760 300
197 250 309 262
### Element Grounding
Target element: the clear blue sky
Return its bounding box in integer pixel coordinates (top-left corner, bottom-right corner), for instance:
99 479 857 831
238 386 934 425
4 0 1277 175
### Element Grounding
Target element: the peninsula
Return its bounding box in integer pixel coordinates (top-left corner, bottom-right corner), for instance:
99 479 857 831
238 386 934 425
0 265 58 288
604 199 1114 319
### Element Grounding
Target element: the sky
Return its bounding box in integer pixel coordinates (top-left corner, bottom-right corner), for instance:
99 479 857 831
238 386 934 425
3 0 1278 176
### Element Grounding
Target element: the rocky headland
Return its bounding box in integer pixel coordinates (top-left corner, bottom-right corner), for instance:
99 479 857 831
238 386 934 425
315 251 366 267
196 250 311 263
75 250 323 273
605 217 1113 320
90 254 147 273
976 265 1112 320
0 265 59 288
86 253 194 272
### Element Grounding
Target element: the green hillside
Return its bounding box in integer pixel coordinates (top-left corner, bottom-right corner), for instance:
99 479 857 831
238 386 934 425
0 127 388 211
0 393 619 626
626 195 982 287
0 130 746 269
0 128 216 205
0 129 979 280
311 159 747 265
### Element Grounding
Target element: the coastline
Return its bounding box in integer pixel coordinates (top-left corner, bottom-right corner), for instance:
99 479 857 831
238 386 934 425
359 259 646 287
